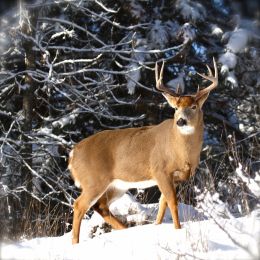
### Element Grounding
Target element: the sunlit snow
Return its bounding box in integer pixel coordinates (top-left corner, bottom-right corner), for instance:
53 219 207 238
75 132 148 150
1 194 259 260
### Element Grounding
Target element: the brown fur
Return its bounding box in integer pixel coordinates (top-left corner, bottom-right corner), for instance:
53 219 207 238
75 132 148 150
69 60 218 244
69 99 204 244
176 96 196 107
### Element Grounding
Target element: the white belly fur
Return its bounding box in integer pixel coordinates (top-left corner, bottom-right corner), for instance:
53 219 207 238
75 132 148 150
109 179 157 191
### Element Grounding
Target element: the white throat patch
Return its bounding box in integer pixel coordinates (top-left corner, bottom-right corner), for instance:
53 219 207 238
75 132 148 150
178 125 195 135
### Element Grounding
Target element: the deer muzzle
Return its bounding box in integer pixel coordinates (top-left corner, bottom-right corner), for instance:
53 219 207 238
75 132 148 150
176 118 187 127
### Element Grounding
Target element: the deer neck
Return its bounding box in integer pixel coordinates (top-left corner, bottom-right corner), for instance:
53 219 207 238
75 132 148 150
171 117 204 167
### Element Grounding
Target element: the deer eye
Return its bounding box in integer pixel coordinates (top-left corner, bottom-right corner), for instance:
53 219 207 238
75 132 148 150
191 105 197 110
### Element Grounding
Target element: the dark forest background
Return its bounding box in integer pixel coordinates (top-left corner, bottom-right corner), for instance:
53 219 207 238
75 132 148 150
0 0 259 241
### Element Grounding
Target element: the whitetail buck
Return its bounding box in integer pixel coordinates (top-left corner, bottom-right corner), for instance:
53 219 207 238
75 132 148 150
69 58 218 244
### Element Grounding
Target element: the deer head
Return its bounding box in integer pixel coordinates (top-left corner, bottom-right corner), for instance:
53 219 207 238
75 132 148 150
155 58 218 135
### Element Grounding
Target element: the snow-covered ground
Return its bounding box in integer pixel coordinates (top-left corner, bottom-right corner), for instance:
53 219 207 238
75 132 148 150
1 194 259 260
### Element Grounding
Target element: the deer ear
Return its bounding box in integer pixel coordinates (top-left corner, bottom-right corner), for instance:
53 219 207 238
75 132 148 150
163 93 178 109
196 92 209 108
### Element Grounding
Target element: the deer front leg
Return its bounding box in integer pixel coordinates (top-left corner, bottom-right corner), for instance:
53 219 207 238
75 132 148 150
155 163 192 225
155 175 181 229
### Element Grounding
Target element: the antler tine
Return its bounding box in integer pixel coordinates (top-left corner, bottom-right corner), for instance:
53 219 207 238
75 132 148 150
197 84 200 93
155 60 180 96
159 59 164 81
206 64 212 76
196 57 218 100
155 60 165 91
176 84 181 95
155 62 159 84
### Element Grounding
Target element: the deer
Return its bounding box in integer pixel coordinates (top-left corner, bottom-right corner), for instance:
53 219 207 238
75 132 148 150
69 58 218 244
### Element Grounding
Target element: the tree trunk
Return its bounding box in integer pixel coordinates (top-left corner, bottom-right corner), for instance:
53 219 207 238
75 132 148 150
20 8 37 195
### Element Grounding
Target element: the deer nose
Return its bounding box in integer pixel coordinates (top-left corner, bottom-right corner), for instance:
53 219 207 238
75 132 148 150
176 118 187 127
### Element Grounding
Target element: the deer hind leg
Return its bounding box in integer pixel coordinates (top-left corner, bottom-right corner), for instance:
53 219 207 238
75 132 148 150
155 194 167 224
156 176 181 229
93 190 127 230
72 184 108 244
72 192 91 244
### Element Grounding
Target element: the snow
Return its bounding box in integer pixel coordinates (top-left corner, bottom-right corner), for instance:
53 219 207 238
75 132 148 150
178 23 196 44
148 20 169 49
225 71 238 88
126 63 141 95
176 0 206 23
219 52 237 72
126 37 147 95
211 24 223 37
1 194 259 260
236 163 260 197
166 72 185 94
128 1 145 20
226 29 250 54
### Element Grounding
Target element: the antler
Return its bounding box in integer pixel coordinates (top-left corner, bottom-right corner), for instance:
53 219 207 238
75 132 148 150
155 58 218 99
155 61 180 96
195 57 218 100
